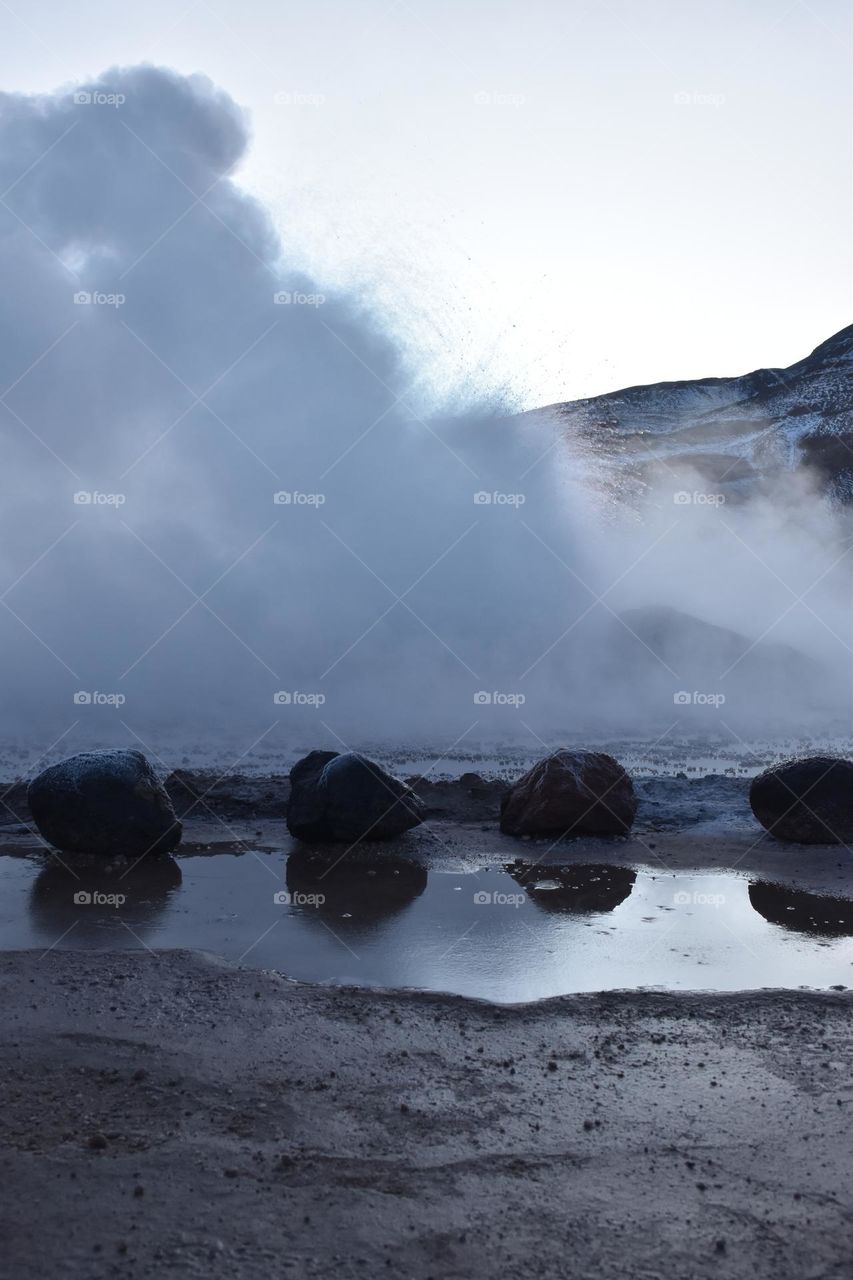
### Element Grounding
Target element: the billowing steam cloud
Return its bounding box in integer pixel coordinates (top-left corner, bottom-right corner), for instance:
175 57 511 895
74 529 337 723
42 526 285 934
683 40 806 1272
0 66 849 764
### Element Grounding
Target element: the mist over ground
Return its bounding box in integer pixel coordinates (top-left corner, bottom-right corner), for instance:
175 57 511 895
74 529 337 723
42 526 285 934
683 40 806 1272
1 66 850 765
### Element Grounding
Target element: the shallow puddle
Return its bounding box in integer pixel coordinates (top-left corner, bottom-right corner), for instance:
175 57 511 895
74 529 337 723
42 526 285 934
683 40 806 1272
1 851 852 1002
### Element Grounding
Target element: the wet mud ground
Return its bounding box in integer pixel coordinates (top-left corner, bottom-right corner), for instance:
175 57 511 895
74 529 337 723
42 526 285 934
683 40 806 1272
1 771 852 1277
2 951 853 1279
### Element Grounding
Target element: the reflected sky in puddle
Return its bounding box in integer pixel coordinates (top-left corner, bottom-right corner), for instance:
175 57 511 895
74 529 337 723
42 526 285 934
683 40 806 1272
1 851 852 1002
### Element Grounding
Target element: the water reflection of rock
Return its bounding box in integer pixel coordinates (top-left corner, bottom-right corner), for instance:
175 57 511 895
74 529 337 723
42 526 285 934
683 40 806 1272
285 850 427 932
507 862 636 914
30 855 182 944
748 880 853 937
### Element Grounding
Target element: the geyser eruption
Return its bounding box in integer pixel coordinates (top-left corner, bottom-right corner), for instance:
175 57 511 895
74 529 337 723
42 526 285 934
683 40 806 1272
0 66 849 756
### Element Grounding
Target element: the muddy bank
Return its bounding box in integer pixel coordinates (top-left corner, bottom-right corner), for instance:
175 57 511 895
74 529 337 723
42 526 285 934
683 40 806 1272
3 768 850 901
1 948 852 1279
0 767 747 827
159 768 756 832
0 767 512 825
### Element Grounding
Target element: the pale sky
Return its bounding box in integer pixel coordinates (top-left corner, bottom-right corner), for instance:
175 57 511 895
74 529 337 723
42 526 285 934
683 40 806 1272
0 0 850 406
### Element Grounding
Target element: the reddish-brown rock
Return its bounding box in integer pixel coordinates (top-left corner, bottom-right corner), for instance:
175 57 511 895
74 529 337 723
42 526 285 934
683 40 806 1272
499 750 637 837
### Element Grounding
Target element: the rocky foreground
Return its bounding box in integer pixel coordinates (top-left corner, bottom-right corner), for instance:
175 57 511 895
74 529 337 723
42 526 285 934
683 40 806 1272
1 949 852 1280
3 759 853 1279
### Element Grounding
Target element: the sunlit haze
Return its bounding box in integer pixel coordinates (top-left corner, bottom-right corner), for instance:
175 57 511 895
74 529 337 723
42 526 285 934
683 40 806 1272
1 0 850 405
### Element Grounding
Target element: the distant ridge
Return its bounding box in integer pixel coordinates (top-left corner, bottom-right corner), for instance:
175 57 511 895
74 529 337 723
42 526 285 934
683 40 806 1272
540 325 853 500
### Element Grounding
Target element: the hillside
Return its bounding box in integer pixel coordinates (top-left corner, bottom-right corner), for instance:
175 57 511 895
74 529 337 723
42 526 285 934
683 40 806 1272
545 324 853 499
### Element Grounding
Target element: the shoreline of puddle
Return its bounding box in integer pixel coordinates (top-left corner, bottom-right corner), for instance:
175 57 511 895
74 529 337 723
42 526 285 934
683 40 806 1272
1 840 852 1002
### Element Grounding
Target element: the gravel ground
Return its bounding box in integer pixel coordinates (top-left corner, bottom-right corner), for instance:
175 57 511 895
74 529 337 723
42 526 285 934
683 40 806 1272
2 948 852 1280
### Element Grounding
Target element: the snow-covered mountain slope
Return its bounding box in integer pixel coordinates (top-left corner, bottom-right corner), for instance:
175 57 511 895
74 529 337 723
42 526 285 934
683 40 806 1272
543 324 853 500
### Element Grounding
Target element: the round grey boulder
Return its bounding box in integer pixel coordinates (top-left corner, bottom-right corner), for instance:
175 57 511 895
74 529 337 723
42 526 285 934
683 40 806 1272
28 749 182 857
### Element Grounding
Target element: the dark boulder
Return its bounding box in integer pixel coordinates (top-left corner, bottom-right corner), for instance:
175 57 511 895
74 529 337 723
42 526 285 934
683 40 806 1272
28 749 182 857
500 750 637 837
287 750 423 843
749 756 853 844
